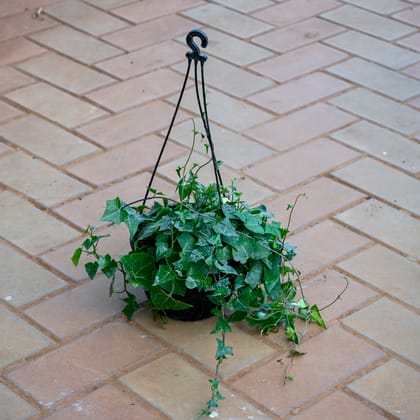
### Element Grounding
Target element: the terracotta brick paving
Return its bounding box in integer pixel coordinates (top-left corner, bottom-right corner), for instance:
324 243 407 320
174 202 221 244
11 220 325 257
0 1 419 419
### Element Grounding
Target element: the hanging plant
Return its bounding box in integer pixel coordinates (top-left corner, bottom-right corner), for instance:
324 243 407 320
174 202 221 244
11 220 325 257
72 30 327 417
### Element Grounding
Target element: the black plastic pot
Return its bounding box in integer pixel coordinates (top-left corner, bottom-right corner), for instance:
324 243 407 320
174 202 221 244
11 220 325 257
146 288 216 321
163 288 216 321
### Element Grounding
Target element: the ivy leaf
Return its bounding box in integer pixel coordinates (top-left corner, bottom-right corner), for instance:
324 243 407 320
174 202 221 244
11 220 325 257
207 233 222 247
285 326 299 344
185 276 199 290
82 237 96 251
250 204 274 218
216 247 231 265
120 253 155 290
84 261 98 279
138 222 160 241
231 237 254 264
310 305 327 329
153 265 176 287
227 311 247 322
100 197 128 224
243 213 265 234
283 242 296 261
189 248 205 263
215 338 233 361
174 219 195 232
186 265 209 290
71 247 82 266
281 280 297 301
215 260 238 275
211 316 232 334
122 292 140 320
208 278 231 298
206 398 218 409
149 288 192 310
81 233 109 251
265 220 281 237
292 298 308 309
221 203 236 218
280 228 289 239
98 254 118 279
227 235 270 262
155 234 171 260
177 232 196 253
263 265 281 299
208 378 220 388
245 261 263 289
252 242 271 260
229 287 260 311
125 211 148 240
213 219 237 237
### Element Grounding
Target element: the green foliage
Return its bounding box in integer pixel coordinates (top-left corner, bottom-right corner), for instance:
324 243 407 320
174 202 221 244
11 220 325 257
72 150 326 417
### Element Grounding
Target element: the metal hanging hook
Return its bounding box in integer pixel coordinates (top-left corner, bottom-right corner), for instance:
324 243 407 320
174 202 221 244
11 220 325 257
186 29 208 62
142 29 224 207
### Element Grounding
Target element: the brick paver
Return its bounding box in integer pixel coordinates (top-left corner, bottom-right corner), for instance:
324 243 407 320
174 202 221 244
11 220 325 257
86 68 185 112
102 15 193 52
348 359 420 419
0 100 23 123
30 25 124 64
267 177 365 230
338 245 420 308
135 310 277 378
198 27 273 65
44 0 129 36
182 3 273 37
330 87 420 135
251 42 348 83
0 66 34 93
120 352 270 420
1 1 419 418
0 151 91 206
0 305 53 369
232 327 384 416
17 52 115 95
96 40 187 79
325 29 420 69
252 17 345 53
0 383 39 419
6 82 108 128
327 56 420 100
44 384 166 420
398 31 420 51
0 11 57 42
246 102 357 150
292 390 385 419
333 157 420 214
0 243 67 307
0 114 99 165
299 270 377 323
248 72 352 114
321 4 416 40
0 37 46 66
167 118 273 168
344 298 420 364
330 120 420 173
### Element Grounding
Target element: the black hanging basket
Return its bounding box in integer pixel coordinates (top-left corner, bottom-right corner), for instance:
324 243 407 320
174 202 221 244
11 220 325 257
150 288 217 321
131 30 224 322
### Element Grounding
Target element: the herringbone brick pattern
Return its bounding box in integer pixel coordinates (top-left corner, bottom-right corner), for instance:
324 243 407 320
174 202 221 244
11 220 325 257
0 1 419 418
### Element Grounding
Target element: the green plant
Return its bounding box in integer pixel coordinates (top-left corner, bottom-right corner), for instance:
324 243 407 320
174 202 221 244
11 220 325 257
72 140 326 416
